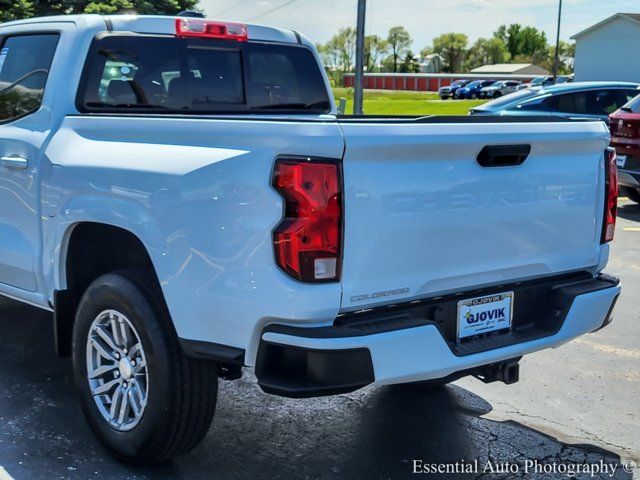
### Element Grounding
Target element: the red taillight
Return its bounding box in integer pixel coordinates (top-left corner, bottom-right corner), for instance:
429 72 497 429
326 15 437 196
175 18 248 42
272 159 342 283
602 147 618 243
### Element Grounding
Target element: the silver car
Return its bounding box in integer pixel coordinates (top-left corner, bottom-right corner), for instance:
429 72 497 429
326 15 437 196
480 80 522 99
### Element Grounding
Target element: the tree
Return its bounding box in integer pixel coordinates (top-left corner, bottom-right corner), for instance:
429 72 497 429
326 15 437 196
364 34 388 72
1 0 35 22
400 51 419 73
432 32 468 73
557 40 575 74
317 28 357 85
420 45 433 59
1 0 198 19
494 24 547 60
533 40 575 75
520 26 548 58
387 26 411 73
495 24 521 59
322 27 356 72
465 37 508 70
317 38 342 84
337 27 357 72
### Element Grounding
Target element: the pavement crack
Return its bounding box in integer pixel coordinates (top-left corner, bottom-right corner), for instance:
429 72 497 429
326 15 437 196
496 402 636 459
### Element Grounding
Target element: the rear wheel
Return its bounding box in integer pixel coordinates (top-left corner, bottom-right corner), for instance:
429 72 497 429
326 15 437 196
492 91 502 98
72 270 218 464
470 92 477 99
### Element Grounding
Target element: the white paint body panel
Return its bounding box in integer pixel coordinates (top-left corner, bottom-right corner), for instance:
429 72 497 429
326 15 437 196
339 121 610 311
43 115 345 364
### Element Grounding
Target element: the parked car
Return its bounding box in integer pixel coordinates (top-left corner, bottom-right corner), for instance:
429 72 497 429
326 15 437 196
438 79 470 99
470 82 640 121
480 80 522 99
517 75 574 90
516 76 554 91
556 74 574 84
455 79 496 99
0 14 622 465
610 93 640 203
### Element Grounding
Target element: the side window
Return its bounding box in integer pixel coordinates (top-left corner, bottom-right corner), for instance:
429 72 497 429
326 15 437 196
517 96 554 112
0 34 59 123
554 92 587 114
585 89 622 116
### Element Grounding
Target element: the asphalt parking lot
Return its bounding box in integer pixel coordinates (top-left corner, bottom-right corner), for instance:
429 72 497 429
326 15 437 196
0 199 639 480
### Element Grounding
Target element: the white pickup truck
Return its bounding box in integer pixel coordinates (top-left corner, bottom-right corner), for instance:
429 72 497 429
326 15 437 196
0 14 622 464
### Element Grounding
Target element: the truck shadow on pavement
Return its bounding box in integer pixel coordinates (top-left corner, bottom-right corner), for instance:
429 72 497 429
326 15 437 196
0 298 631 480
618 202 640 222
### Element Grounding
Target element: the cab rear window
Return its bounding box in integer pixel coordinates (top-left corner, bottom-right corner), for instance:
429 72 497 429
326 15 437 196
77 35 331 114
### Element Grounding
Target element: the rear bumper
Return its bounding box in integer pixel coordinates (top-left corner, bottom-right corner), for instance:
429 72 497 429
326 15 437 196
256 274 620 398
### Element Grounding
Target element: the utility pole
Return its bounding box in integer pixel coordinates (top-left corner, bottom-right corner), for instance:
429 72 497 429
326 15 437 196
552 0 563 82
353 0 367 115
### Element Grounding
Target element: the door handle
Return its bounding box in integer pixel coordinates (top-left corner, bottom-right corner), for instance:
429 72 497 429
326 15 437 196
476 145 530 168
0 155 29 169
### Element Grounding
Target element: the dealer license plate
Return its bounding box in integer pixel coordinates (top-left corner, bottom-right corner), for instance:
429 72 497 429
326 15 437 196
616 155 627 168
457 292 513 340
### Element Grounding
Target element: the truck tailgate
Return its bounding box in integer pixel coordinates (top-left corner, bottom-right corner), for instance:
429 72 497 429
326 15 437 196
338 120 610 310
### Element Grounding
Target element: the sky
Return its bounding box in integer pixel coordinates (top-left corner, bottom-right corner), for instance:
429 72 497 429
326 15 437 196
200 0 640 50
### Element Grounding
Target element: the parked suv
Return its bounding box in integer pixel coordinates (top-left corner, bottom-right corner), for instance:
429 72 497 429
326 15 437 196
0 14 621 465
438 79 470 99
480 80 521 99
610 93 640 203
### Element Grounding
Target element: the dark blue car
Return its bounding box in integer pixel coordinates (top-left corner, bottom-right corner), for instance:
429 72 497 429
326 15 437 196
455 80 496 99
438 79 470 100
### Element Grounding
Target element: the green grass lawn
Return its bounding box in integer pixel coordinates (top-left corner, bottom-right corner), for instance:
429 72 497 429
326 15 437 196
332 87 487 116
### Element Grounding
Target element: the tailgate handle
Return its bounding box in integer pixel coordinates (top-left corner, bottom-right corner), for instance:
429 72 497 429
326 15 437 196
477 144 530 167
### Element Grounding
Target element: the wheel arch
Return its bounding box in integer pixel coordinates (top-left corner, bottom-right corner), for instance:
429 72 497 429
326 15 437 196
53 221 164 357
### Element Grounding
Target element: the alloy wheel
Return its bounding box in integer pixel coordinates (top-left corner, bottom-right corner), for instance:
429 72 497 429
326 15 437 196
85 309 149 431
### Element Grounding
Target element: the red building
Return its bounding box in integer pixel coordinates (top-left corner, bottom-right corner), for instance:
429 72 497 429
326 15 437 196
343 73 536 92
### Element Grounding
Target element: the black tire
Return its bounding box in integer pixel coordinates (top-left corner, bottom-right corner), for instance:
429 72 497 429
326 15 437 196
492 91 502 98
470 92 477 99
623 187 640 204
72 270 218 465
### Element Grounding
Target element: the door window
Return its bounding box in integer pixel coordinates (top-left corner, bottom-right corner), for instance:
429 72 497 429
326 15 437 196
550 89 629 116
517 95 554 112
0 34 59 122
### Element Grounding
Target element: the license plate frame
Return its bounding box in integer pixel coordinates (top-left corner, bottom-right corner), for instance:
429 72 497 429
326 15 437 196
457 291 514 341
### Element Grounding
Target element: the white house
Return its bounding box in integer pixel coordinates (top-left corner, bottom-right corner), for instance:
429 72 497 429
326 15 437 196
572 13 640 82
419 54 443 73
